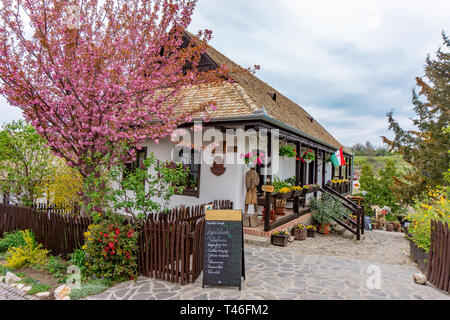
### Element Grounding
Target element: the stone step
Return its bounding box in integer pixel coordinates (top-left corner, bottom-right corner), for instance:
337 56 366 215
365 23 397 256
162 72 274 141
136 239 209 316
244 234 271 247
333 225 347 235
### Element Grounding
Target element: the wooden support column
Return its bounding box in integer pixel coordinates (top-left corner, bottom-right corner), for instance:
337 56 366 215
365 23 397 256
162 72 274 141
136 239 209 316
294 142 302 215
322 152 326 187
314 148 319 198
332 165 335 180
264 130 273 232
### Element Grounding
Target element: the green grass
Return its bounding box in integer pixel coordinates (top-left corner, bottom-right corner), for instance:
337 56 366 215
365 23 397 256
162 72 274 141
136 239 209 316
354 154 412 176
0 264 12 276
18 276 51 295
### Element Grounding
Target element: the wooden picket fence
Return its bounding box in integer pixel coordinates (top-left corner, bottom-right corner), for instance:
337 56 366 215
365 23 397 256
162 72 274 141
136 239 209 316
1 200 233 285
0 204 91 257
137 200 233 285
427 220 450 294
32 203 81 216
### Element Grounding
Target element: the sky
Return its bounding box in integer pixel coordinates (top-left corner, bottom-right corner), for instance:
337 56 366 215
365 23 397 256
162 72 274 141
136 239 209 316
1 0 449 147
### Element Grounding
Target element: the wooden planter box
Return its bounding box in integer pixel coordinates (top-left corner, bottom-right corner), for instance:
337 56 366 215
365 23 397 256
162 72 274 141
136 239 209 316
293 228 307 241
276 192 292 200
272 234 289 247
307 229 316 238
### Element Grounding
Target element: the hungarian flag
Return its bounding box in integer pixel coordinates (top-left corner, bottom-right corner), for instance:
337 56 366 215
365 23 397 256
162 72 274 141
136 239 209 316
331 147 346 167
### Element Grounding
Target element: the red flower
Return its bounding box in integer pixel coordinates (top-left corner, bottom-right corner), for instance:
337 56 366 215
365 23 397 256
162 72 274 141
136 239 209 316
115 229 120 235
109 242 114 248
104 233 108 238
127 230 134 238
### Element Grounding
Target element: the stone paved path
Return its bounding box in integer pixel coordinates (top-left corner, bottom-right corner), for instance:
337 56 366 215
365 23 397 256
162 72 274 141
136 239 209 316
87 231 449 300
0 282 38 300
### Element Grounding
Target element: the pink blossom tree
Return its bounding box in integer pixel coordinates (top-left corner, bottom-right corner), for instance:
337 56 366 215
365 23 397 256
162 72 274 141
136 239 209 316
0 0 241 178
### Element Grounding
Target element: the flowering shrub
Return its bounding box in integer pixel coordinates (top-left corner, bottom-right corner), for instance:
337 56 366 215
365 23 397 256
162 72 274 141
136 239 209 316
5 230 49 269
83 215 139 282
408 187 450 252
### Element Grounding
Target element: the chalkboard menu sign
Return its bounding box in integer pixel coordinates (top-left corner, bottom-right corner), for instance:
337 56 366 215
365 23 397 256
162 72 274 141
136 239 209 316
203 210 245 290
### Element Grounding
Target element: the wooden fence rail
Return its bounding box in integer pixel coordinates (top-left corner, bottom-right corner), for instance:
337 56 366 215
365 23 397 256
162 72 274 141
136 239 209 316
427 220 450 294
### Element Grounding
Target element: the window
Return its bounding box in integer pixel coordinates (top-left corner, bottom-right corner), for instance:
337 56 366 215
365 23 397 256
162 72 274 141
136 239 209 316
178 148 201 198
124 147 147 178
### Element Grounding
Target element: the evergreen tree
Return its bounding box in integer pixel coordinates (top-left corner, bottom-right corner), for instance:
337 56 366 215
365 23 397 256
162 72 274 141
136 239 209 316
383 33 450 204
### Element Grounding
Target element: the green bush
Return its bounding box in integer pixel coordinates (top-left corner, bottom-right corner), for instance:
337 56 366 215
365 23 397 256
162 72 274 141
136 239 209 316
45 256 68 278
69 249 87 279
69 279 113 300
0 230 27 253
310 193 348 225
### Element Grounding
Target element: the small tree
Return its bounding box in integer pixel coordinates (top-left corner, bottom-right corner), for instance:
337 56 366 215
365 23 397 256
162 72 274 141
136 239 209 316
0 120 54 206
359 160 404 216
84 153 189 221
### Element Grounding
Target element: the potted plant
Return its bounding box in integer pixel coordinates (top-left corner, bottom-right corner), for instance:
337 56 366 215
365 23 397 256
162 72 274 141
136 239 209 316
290 186 303 198
292 224 307 241
306 225 317 238
310 193 345 235
271 231 290 247
303 149 315 164
279 145 297 158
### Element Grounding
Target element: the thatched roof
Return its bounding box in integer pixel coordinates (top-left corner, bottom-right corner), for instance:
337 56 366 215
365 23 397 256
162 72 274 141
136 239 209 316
179 34 351 155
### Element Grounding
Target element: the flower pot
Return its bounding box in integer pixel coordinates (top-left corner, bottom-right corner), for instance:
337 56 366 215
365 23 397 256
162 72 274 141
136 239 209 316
318 223 331 235
307 229 316 238
275 206 285 216
293 228 307 241
385 223 394 232
271 234 289 247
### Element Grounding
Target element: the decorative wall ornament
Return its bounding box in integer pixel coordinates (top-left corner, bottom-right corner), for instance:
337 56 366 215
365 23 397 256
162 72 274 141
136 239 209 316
210 156 226 176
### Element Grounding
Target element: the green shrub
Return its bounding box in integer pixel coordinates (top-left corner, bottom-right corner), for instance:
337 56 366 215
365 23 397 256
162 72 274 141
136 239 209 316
69 279 112 300
0 230 27 253
311 193 348 225
45 256 68 278
5 230 49 269
69 249 87 279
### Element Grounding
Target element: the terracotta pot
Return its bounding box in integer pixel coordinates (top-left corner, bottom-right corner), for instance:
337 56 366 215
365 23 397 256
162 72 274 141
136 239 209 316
318 223 331 235
272 234 289 247
293 228 307 241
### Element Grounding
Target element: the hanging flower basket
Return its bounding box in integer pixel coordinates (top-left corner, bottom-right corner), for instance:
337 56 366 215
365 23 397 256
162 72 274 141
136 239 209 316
242 152 266 167
303 150 315 164
279 145 297 158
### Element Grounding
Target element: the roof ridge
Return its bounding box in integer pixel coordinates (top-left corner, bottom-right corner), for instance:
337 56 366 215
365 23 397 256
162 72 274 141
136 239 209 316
231 82 261 114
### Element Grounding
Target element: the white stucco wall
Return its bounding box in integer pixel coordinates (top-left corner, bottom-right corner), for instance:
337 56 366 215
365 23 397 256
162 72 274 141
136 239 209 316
140 137 247 212
274 156 296 181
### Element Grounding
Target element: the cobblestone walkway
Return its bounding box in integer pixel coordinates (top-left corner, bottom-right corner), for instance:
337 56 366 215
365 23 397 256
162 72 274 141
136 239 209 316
0 282 38 300
87 231 449 300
